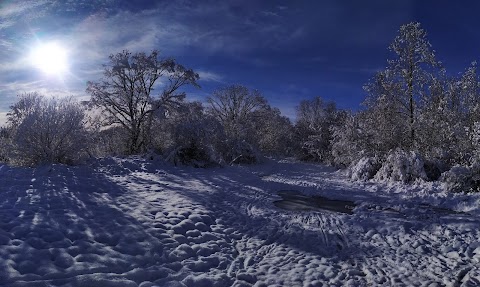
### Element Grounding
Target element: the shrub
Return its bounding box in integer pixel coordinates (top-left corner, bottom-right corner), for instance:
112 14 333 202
348 156 381 181
7 94 87 166
374 150 427 183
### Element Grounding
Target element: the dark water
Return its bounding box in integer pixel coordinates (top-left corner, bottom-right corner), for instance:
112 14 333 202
273 190 355 215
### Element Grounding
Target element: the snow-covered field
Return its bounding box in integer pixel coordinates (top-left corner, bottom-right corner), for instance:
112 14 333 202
0 157 479 287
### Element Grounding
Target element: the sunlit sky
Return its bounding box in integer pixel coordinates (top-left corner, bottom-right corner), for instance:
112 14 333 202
1 0 480 124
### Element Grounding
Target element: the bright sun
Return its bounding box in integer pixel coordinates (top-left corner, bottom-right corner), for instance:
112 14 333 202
30 42 68 76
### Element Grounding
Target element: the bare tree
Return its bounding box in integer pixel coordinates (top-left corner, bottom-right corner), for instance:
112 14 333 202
86 50 199 154
207 84 267 140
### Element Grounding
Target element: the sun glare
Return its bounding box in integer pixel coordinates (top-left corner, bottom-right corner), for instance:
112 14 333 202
30 42 68 76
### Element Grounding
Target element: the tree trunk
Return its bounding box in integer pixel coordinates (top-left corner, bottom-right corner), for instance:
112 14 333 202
407 61 415 149
129 127 141 154
409 86 414 147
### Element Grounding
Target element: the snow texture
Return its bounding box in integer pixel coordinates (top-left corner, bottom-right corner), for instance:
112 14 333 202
348 156 381 181
374 150 428 183
0 157 479 286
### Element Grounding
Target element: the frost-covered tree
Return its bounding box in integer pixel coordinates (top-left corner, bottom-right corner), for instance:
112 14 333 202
451 62 480 164
415 72 460 164
86 50 199 154
330 22 480 184
471 122 480 162
415 62 480 165
331 112 372 167
366 22 441 149
250 106 295 156
295 96 345 163
7 93 87 166
458 62 480 128
363 70 409 152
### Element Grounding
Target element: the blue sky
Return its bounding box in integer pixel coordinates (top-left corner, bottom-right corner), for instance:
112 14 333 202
1 0 480 123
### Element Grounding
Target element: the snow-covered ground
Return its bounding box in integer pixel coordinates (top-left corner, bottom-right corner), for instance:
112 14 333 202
0 157 479 287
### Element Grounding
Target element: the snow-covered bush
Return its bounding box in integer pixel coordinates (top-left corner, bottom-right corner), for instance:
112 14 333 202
440 165 480 193
7 93 88 166
374 150 427 183
347 156 381 181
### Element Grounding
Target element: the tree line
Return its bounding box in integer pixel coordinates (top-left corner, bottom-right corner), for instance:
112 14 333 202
0 49 299 167
2 22 480 191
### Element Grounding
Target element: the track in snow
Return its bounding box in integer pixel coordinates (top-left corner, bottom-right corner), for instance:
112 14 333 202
0 158 478 286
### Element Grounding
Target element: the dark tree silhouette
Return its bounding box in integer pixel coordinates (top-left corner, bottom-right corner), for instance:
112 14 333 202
87 50 199 154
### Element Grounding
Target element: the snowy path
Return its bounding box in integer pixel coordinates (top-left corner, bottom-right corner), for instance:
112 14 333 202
0 158 479 286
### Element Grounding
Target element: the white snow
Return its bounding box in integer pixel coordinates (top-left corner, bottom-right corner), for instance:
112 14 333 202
348 156 380 181
373 150 428 183
0 157 479 286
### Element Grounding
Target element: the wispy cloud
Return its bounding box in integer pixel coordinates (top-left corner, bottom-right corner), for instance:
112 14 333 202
0 0 396 119
0 0 50 19
0 112 7 126
332 66 382 75
197 71 224 83
80 1 305 55
262 11 280 17
0 20 14 31
0 79 86 109
0 80 44 94
0 0 309 80
0 38 14 49
0 1 308 112
0 80 43 110
0 59 27 72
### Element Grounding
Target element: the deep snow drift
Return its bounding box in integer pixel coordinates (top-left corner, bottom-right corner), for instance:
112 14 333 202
0 157 479 286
